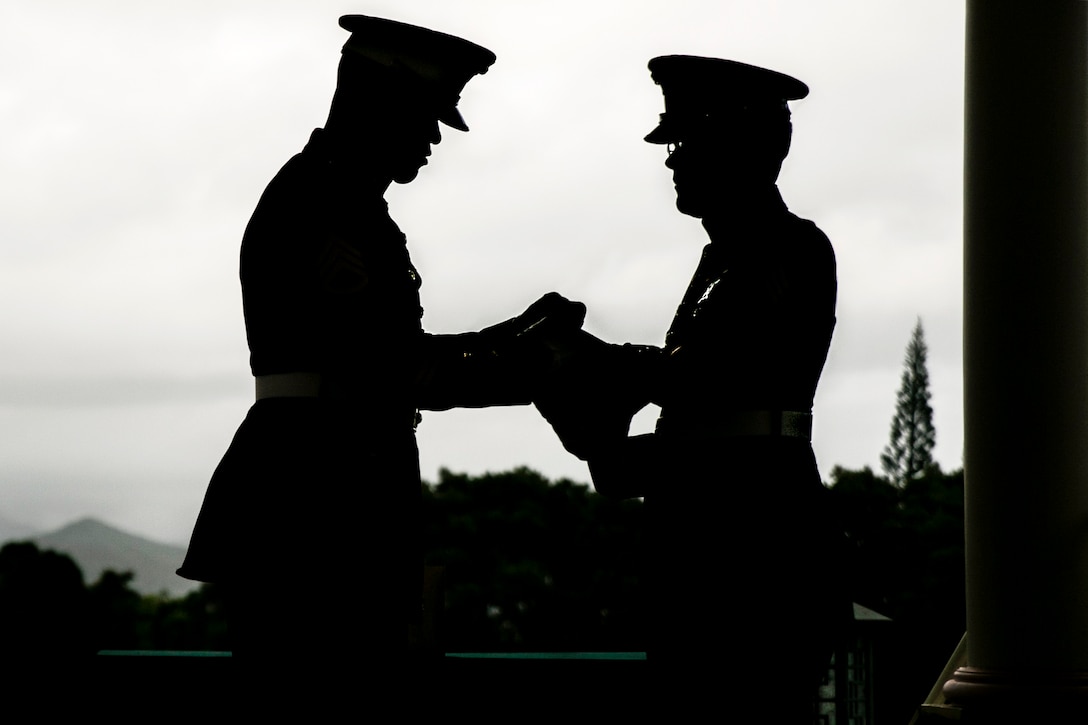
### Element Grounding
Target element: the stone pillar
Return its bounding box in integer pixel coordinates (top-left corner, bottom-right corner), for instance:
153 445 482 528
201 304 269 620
946 0 1088 718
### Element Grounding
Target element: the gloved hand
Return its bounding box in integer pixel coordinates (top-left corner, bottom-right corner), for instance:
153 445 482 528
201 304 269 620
534 335 663 460
416 292 588 410
482 292 586 342
473 291 588 379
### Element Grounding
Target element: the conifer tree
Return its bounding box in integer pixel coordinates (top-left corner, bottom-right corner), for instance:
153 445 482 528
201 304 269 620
881 319 937 487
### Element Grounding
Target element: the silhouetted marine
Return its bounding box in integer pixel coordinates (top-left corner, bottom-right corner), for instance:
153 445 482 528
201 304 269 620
647 57 833 424
176 15 583 709
537 55 845 721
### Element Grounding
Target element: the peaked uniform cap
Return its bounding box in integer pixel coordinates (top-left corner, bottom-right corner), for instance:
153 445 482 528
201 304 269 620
645 55 808 144
338 15 496 132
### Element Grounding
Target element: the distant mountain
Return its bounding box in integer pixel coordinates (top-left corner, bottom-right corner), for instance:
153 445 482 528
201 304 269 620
28 518 199 598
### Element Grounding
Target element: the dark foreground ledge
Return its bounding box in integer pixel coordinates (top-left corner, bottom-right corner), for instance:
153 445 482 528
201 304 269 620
23 651 650 719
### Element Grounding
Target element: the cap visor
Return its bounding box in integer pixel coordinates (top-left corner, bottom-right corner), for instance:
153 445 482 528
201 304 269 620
644 124 672 144
439 107 469 132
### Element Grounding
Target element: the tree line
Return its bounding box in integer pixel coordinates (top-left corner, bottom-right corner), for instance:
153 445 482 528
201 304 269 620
0 540 230 655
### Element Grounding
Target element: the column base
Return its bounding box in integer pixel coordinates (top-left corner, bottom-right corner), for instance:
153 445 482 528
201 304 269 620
943 666 1088 723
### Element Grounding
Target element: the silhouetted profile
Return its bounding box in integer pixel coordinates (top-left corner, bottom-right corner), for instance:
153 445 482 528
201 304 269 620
177 15 582 711
538 56 844 720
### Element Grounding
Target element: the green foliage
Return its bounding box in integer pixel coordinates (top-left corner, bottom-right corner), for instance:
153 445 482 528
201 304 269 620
881 319 937 487
828 466 901 615
828 463 965 722
421 466 645 652
0 540 230 654
88 572 230 651
0 541 92 656
830 464 964 629
140 584 231 650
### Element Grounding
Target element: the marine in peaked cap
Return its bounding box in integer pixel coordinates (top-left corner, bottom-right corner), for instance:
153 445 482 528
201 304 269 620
643 55 844 718
324 15 498 186
178 15 584 713
644 55 810 218
537 54 845 720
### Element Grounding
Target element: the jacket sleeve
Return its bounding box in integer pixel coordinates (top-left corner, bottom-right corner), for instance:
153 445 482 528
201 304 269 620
414 293 587 410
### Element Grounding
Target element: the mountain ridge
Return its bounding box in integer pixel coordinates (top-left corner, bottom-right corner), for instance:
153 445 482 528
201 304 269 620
2 516 198 598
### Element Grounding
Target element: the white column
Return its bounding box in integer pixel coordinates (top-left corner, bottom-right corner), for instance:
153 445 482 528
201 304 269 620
949 0 1088 713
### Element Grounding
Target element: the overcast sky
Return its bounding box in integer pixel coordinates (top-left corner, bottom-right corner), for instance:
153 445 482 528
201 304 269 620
0 1 965 544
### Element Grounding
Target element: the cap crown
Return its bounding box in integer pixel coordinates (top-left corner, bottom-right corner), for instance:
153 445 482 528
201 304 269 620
645 55 807 143
338 15 496 131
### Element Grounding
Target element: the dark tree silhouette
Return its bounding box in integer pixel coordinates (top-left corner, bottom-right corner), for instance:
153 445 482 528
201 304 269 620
828 462 965 724
881 318 937 487
420 466 645 653
0 541 92 657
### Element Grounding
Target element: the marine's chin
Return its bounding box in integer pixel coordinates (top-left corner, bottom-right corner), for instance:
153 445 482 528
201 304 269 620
674 192 710 219
392 161 426 185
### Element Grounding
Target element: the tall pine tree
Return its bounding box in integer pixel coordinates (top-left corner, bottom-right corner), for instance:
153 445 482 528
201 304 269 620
881 318 937 487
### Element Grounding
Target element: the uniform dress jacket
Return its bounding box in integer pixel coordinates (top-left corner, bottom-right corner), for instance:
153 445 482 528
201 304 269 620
655 188 835 427
636 187 844 710
178 130 542 625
